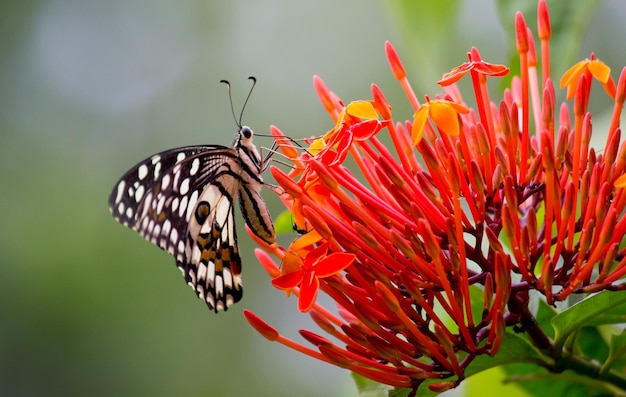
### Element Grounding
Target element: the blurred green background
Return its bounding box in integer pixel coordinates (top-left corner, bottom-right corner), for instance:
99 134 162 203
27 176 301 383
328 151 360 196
1 1 625 396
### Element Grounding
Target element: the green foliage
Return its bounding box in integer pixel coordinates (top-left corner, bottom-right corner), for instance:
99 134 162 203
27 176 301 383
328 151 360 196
552 290 626 352
274 209 297 235
352 373 394 397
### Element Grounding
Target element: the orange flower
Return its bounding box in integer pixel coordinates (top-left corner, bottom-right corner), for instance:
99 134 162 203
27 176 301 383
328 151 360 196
560 55 616 99
438 59 509 86
246 0 626 393
411 97 469 144
311 100 383 165
272 244 355 312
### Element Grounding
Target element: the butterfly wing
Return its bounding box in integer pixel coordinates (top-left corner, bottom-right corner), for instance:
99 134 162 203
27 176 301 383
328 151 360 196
109 145 245 312
181 155 245 312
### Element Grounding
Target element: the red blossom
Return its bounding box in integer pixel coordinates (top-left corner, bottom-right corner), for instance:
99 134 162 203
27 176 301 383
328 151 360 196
272 243 355 312
246 0 626 393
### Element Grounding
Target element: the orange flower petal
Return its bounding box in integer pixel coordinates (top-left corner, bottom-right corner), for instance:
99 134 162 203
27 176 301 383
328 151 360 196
313 253 356 278
298 273 320 312
438 62 473 86
281 249 305 274
308 137 327 155
304 244 329 267
272 269 305 289
290 230 323 252
588 59 611 83
472 61 510 77
430 101 461 136
411 105 429 145
345 101 379 120
351 119 382 141
560 61 587 89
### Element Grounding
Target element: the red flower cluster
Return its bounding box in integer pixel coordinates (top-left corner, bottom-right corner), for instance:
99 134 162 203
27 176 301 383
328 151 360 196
245 0 626 393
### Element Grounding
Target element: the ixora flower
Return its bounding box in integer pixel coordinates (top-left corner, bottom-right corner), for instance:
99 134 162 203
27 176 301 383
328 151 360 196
246 0 626 394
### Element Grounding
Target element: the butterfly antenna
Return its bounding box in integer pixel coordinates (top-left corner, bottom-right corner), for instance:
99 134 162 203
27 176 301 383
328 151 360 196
220 79 241 128
239 76 257 126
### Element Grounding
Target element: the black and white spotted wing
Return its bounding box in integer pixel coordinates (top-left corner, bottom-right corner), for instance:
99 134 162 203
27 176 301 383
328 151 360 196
108 126 275 312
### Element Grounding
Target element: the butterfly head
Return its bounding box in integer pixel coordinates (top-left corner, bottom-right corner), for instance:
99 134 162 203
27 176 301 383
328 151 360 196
240 125 253 140
235 125 255 148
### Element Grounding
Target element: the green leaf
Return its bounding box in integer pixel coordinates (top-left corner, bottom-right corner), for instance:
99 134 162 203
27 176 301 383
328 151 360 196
601 330 626 377
501 365 626 397
467 332 549 376
552 290 626 352
533 293 558 339
352 372 393 397
576 326 609 363
274 209 295 235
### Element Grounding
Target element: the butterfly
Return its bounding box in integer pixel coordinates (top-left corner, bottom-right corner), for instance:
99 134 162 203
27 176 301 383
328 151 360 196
108 78 275 312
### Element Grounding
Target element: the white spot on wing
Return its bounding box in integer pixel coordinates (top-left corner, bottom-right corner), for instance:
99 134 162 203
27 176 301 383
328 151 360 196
137 164 149 180
135 185 145 202
215 196 231 226
223 268 233 288
176 152 186 162
191 244 201 264
233 274 242 290
161 174 171 190
163 220 171 235
186 190 199 222
154 162 162 179
172 164 181 187
180 178 190 195
208 261 215 287
156 194 165 214
190 158 200 176
115 181 125 204
198 262 207 280
178 195 188 218
215 275 224 298
170 228 178 245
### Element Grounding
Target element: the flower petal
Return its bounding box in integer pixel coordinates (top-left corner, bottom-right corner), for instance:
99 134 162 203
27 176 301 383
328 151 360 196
430 101 461 136
472 61 510 77
331 130 353 166
290 229 323 252
282 250 305 274
345 101 379 120
411 105 429 145
560 60 587 89
588 59 611 84
304 243 329 268
350 119 382 141
298 272 320 312
313 252 356 278
308 137 327 155
272 269 304 289
438 62 473 86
